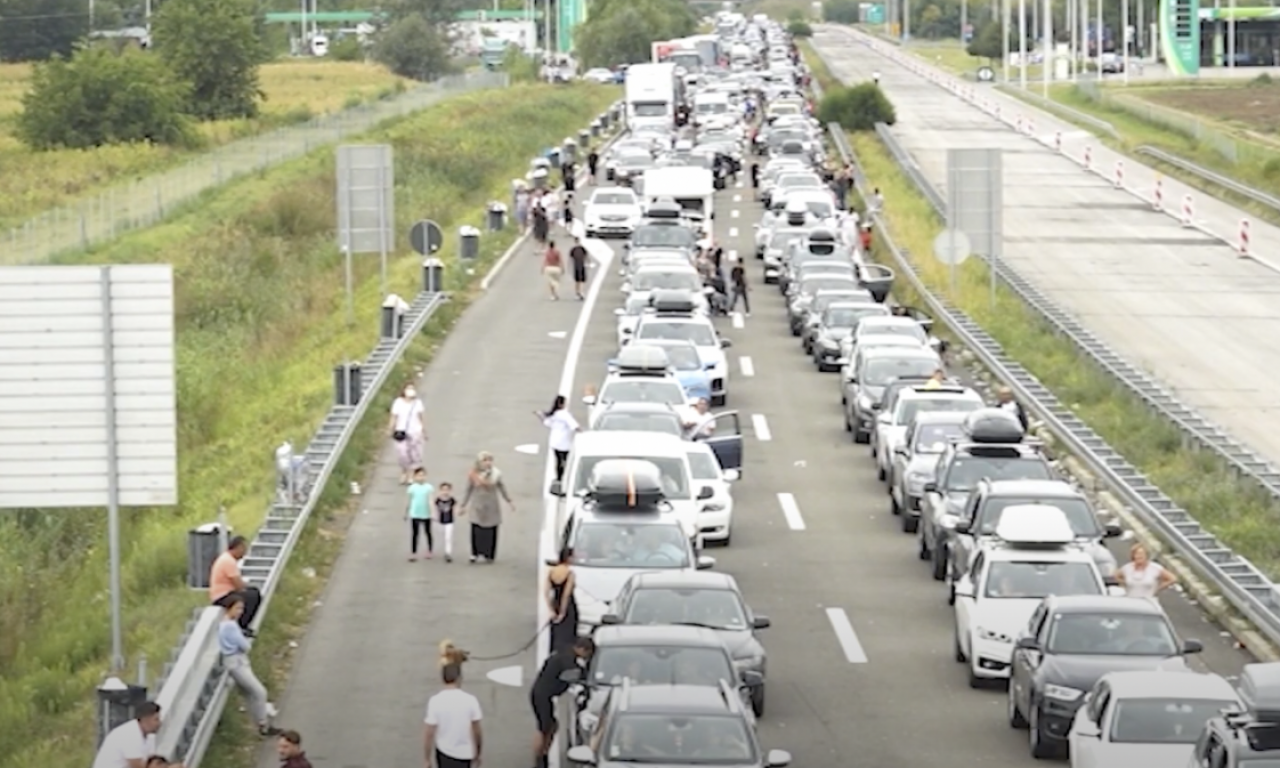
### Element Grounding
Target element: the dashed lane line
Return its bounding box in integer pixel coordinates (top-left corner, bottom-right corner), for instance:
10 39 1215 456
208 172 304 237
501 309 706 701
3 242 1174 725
826 608 870 663
752 413 772 442
776 492 806 530
740 356 754 377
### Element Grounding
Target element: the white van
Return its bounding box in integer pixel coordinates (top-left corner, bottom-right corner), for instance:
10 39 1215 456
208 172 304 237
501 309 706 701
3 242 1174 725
641 167 714 236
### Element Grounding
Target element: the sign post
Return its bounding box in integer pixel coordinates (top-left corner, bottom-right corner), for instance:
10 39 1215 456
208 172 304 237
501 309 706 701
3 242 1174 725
336 145 395 326
947 149 1004 311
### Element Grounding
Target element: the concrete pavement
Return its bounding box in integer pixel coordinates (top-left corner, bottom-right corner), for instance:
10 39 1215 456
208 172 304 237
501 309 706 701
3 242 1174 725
812 25 1280 471
253 164 1256 768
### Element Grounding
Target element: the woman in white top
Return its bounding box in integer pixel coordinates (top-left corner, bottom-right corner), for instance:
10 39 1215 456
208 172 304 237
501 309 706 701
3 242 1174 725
536 395 580 484
1116 543 1177 599
389 382 427 484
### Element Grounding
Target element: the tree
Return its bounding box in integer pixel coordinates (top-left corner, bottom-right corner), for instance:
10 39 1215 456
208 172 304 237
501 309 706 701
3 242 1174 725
0 0 90 62
967 21 1003 61
372 14 452 81
383 0 476 28
822 0 861 24
17 45 193 149
575 0 698 68
787 20 814 37
152 0 266 120
816 82 896 130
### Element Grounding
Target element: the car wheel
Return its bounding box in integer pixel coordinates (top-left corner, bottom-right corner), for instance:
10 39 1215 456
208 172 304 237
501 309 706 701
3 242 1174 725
953 623 966 662
967 662 984 689
853 426 869 444
1008 684 1028 729
903 514 919 534
890 492 901 516
946 571 956 605
751 685 765 717
918 528 931 560
712 394 726 407
876 463 886 482
931 543 947 581
1029 706 1059 759
843 412 851 432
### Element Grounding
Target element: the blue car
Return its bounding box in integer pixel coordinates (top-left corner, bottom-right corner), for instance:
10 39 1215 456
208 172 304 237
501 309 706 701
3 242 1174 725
609 340 712 403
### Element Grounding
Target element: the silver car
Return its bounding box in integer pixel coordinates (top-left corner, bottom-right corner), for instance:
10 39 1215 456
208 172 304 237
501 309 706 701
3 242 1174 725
871 385 981 483
889 411 967 532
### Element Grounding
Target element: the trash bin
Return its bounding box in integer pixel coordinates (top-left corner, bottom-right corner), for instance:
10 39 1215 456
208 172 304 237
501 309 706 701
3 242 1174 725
530 167 550 190
333 363 362 407
599 111 610 128
97 678 149 748
562 139 578 164
590 120 601 138
422 257 445 293
546 148 562 169
487 202 507 231
578 129 591 147
459 226 480 260
187 522 231 589
380 294 407 339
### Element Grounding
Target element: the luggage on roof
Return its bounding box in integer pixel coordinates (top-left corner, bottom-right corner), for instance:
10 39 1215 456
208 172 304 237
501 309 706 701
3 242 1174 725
650 290 698 314
1240 663 1280 723
588 459 667 509
962 408 1025 444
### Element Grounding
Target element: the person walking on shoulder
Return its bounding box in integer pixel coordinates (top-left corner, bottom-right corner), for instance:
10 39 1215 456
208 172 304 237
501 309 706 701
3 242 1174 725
406 467 435 561
435 482 458 563
537 395 580 484
390 383 427 485
424 658 483 768
462 451 515 563
569 237 590 300
728 259 749 316
276 730 313 768
542 240 563 301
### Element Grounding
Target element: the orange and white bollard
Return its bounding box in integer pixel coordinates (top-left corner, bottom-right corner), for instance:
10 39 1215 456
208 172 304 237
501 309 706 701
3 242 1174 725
1054 132 1062 152
1153 176 1163 210
1083 146 1092 170
1240 218 1251 257
1114 160 1124 188
1181 194 1194 227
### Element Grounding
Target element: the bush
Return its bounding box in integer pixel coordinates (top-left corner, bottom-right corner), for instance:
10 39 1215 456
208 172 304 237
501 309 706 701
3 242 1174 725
967 21 1005 61
823 0 862 24
152 0 266 120
816 82 896 130
0 81 619 768
330 35 366 62
372 14 452 81
575 0 699 68
788 20 814 37
16 46 194 150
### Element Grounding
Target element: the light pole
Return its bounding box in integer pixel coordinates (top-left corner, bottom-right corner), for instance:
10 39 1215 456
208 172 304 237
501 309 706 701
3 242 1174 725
1018 0 1028 90
1228 0 1237 69
1042 0 1052 95
1122 0 1130 83
1002 0 1011 83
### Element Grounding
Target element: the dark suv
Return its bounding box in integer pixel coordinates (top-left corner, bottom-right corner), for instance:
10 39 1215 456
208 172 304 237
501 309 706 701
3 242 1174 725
1192 662 1280 767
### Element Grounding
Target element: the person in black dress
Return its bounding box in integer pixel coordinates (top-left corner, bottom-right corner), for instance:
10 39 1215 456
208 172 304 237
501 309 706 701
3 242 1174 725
545 547 579 656
530 636 594 768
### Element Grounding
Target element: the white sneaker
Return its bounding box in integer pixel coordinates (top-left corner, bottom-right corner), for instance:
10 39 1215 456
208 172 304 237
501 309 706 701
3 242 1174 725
265 702 279 719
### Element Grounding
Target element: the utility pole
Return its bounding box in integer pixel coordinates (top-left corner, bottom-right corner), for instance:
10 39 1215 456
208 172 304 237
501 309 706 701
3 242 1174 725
960 0 968 52
1002 0 1011 83
1122 0 1130 83
1018 0 1027 90
1042 0 1052 95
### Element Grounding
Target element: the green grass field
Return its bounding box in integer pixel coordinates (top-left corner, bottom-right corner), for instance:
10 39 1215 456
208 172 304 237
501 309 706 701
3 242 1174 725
0 81 620 768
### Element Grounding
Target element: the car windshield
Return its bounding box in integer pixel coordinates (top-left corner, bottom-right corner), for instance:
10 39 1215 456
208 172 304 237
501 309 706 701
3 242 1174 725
598 380 687 409
638 322 717 346
983 561 1102 598
824 308 866 327
777 175 820 188
633 226 697 249
769 231 805 250
633 103 668 117
864 358 938 387
603 714 755 764
894 397 980 426
974 498 1101 537
686 450 720 481
1046 613 1179 656
622 296 650 315
572 522 692 567
913 423 965 453
653 345 702 372
595 411 684 437
626 587 748 629
799 277 857 295
861 323 928 343
943 456 1053 491
1109 698 1238 744
804 200 833 217
618 156 652 169
697 101 729 114
594 193 636 206
634 272 701 292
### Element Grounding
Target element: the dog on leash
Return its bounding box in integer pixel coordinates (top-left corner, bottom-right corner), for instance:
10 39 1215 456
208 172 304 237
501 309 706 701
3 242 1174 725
439 640 470 667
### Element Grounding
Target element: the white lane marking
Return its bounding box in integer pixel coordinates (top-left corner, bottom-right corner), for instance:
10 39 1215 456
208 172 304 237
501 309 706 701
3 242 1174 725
733 194 742 202
515 444 540 455
547 330 567 339
752 413 772 442
739 356 754 377
825 608 869 663
487 665 524 687
776 492 806 530
735 179 744 188
731 312 744 329
728 249 738 261
731 209 740 219
539 240 616 768
728 227 739 238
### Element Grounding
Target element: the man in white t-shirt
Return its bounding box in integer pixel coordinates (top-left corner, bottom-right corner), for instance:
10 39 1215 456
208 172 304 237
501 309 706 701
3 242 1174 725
424 663 483 768
92 702 180 768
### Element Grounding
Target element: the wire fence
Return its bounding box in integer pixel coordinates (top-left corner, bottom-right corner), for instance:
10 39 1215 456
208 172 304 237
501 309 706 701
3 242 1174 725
0 70 510 267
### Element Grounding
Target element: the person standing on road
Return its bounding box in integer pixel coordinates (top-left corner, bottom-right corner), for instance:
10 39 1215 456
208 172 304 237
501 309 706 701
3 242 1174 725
462 451 515 563
219 595 281 738
406 467 435 561
682 398 715 439
569 237 590 300
210 536 261 637
532 193 550 244
537 395 580 483
514 186 531 235
435 482 458 563
859 224 873 254
424 662 483 768
530 637 595 768
729 259 750 316
276 730 313 768
1116 543 1177 599
390 383 427 485
562 160 577 194
546 546 580 656
586 149 599 180
542 240 563 301
995 386 1030 432
92 702 177 768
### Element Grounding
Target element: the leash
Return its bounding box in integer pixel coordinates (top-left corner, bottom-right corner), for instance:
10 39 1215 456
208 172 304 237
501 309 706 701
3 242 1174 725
465 584 615 661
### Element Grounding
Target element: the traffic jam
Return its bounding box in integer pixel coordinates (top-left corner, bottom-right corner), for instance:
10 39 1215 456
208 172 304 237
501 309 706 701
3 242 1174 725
550 12 1280 768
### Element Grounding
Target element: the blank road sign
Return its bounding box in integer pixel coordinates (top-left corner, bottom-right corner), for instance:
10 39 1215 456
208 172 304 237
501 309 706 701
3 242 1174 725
0 265 178 509
337 144 395 255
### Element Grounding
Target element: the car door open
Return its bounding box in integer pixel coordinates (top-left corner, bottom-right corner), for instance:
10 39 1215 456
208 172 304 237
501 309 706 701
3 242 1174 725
705 411 743 472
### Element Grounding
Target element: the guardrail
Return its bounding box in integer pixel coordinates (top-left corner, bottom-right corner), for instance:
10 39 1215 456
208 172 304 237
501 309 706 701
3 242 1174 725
151 288 447 766
995 85 1120 140
829 119 1280 650
1134 145 1280 216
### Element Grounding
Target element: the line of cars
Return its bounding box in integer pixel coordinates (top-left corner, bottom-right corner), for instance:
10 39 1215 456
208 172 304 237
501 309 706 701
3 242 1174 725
549 15 806 768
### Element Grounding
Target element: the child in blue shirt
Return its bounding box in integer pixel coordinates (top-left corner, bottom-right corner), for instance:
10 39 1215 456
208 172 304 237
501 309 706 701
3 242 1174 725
405 467 434 561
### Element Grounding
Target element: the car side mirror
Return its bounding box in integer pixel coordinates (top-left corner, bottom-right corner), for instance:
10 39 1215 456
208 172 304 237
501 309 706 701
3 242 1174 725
1103 523 1123 538
614 308 625 316
720 338 732 348
923 482 938 493
1073 719 1101 739
953 581 974 599
1016 636 1040 651
752 616 770 629
550 480 565 497
724 469 741 482
559 667 583 683
870 402 882 411
600 614 621 625
894 446 908 456
696 555 716 570
954 521 971 534
582 395 597 405
740 670 764 687
765 749 792 768
876 414 890 424
1182 639 1204 655
697 486 715 500
1103 575 1120 588
566 746 596 764
621 283 632 293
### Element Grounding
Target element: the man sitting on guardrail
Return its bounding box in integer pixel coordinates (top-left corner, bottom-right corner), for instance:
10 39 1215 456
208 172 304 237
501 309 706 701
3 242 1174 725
210 536 262 638
91 701 183 768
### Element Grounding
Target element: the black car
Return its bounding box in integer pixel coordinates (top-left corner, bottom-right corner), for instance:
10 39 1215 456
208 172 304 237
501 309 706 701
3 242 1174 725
1007 595 1204 760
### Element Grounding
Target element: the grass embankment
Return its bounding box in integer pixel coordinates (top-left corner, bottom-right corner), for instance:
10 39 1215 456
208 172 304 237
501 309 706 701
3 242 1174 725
0 82 620 768
802 44 1280 576
0 59 410 229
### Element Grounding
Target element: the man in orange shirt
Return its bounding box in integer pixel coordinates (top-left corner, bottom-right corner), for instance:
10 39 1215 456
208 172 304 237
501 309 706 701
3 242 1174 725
210 536 260 637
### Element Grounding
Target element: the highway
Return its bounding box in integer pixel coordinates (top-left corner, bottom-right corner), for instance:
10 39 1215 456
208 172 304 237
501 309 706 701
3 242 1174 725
811 25 1280 470
255 164 1255 767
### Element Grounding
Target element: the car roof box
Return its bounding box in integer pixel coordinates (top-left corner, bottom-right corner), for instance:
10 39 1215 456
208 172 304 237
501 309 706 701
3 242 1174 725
588 459 667 509
646 201 683 220
650 290 698 314
963 408 1026 444
1240 663 1280 723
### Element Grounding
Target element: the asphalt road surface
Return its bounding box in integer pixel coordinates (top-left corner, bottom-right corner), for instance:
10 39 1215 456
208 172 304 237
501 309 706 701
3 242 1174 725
811 25 1280 471
257 166 1255 767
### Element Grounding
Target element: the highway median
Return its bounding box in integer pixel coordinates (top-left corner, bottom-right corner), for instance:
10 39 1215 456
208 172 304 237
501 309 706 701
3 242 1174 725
0 81 619 768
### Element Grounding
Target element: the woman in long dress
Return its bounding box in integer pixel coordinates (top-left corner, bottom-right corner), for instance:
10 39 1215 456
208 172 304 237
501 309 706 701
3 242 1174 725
461 451 515 563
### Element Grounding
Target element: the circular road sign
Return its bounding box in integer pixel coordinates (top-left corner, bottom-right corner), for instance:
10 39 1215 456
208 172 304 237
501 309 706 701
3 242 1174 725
976 66 995 82
409 219 444 256
933 229 973 266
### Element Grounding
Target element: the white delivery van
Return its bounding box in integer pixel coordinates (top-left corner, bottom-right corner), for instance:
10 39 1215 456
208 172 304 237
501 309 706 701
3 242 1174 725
641 167 715 237
625 63 679 131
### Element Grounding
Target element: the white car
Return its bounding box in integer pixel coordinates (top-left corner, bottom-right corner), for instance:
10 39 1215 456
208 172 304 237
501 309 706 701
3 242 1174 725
583 68 616 84
623 264 705 307
686 442 738 545
614 294 653 347
584 362 695 425
632 312 731 406
872 385 983 483
585 187 643 238
1068 670 1239 768
953 507 1109 686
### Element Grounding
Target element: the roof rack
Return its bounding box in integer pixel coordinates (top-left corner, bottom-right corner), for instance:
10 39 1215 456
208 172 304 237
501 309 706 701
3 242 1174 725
1240 663 1280 725
612 345 672 373
650 291 699 315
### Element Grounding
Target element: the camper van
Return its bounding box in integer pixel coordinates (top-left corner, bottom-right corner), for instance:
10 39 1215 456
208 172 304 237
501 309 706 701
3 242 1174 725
625 63 681 130
641 167 714 237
